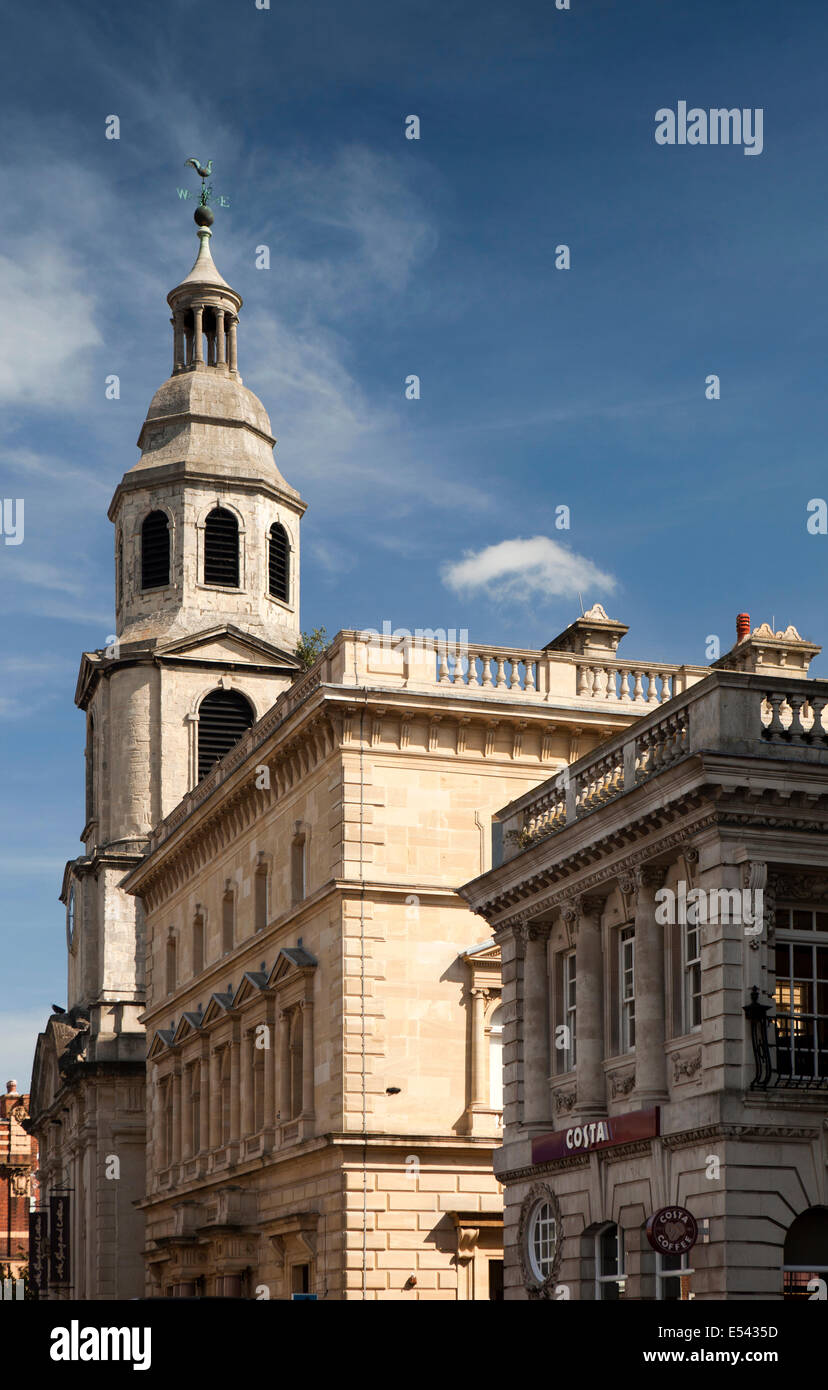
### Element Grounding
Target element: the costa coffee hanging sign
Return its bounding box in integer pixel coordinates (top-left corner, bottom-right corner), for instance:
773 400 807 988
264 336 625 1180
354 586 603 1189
646 1206 698 1255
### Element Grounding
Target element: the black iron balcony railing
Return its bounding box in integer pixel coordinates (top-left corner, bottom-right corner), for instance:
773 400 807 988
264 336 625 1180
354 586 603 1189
744 987 828 1090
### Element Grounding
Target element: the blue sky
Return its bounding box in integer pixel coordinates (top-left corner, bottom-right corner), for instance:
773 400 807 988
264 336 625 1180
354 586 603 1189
2 0 828 1085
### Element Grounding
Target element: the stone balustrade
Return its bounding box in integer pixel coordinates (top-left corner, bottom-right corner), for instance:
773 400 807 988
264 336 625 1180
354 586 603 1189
498 671 828 861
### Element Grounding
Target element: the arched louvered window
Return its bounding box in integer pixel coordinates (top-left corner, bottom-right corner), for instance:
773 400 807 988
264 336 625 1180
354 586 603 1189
141 510 170 590
268 522 290 602
197 688 255 782
204 507 239 587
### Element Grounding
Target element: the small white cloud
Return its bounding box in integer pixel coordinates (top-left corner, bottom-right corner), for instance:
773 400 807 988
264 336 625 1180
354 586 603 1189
442 535 617 603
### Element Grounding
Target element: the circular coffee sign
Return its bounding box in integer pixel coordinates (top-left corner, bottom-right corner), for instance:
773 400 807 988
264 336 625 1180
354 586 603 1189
646 1206 698 1255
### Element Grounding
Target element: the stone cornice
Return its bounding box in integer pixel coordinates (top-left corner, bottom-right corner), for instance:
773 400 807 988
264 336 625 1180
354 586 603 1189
125 686 632 913
470 776 828 933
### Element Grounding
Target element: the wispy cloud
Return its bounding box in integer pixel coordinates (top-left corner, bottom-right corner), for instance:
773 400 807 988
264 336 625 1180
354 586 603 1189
442 535 618 604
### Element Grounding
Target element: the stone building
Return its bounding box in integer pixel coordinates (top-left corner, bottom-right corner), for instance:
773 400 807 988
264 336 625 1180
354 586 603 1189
124 616 707 1300
26 207 713 1299
28 213 305 1299
461 620 828 1300
0 1081 38 1279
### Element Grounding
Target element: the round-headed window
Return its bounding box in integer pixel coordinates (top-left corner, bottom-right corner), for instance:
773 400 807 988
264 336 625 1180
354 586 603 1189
528 1199 557 1283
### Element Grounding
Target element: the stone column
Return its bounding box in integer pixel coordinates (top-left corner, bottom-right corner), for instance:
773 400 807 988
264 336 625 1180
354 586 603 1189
263 1004 276 1136
215 307 226 365
301 999 314 1116
279 1010 291 1120
523 923 551 1124
230 1030 241 1145
241 1030 254 1138
182 1066 193 1159
633 866 669 1103
172 312 185 371
171 1067 182 1166
470 988 489 1107
209 1049 221 1149
228 317 238 372
199 1056 209 1154
193 304 204 364
153 1066 165 1177
574 895 607 1118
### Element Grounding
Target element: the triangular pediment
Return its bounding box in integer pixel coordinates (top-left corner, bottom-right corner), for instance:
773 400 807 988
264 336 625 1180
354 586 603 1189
172 1011 204 1045
148 1028 175 1059
232 971 270 1008
155 624 301 670
267 947 317 989
201 991 236 1026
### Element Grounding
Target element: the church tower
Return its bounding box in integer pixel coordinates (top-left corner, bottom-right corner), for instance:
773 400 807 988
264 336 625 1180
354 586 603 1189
29 205 306 1299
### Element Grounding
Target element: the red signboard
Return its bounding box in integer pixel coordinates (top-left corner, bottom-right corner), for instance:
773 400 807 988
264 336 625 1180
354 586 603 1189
531 1108 660 1165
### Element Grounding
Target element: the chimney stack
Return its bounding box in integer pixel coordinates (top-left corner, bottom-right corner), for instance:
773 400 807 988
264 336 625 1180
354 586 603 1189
736 613 750 643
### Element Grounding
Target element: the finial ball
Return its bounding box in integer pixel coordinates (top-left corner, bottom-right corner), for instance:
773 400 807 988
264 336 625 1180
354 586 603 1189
194 205 214 228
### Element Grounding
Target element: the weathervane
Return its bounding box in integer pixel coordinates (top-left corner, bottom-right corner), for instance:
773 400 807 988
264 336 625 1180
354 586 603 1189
178 158 230 218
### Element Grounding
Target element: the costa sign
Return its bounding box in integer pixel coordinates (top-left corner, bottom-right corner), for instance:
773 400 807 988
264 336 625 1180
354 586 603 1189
646 1206 698 1255
532 1108 660 1164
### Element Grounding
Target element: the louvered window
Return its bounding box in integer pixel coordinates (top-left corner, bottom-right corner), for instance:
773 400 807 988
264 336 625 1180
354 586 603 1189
268 522 289 602
204 507 239 587
197 688 254 781
141 510 170 590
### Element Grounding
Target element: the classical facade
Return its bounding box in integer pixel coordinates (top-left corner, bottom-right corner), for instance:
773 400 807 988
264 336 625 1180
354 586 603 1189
0 1081 38 1279
461 620 828 1300
125 616 710 1299
26 203 718 1300
28 211 305 1299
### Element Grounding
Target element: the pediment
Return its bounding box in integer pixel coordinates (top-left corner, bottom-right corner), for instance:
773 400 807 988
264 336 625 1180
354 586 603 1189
156 624 301 670
201 991 236 1026
462 939 501 966
148 1029 175 1059
233 971 270 1008
267 947 317 989
172 1012 205 1045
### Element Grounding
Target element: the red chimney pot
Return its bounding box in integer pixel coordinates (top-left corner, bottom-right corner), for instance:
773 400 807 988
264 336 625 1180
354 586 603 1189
736 613 750 643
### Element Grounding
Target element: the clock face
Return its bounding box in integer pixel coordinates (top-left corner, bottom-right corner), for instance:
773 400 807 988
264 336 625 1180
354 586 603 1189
67 888 76 951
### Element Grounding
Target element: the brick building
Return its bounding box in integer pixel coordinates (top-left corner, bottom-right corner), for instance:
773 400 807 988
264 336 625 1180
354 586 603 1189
0 1081 38 1278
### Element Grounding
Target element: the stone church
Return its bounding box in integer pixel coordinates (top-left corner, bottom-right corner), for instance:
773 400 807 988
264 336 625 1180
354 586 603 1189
27 208 710 1299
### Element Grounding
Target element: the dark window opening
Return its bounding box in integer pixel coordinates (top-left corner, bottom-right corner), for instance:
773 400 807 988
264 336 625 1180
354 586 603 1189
117 531 124 606
141 510 170 590
268 522 289 602
197 688 255 781
204 507 239 587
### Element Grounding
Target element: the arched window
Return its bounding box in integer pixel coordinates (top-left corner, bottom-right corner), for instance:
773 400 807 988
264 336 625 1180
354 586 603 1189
291 832 306 906
141 510 170 590
527 1199 557 1284
268 522 290 602
197 689 255 781
783 1206 828 1298
254 862 269 933
117 530 124 606
204 507 239 587
166 935 177 995
222 885 235 955
192 911 205 975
